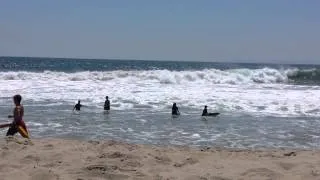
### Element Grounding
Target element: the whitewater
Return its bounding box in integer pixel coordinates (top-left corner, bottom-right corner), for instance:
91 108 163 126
0 57 320 149
0 68 319 117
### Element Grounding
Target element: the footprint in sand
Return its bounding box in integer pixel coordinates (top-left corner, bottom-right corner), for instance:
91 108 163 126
30 170 59 180
80 173 130 180
86 164 118 172
43 144 54 150
153 174 177 180
154 155 172 165
99 151 134 159
22 154 40 165
0 164 22 173
186 175 232 180
123 159 142 168
85 164 131 179
0 150 9 158
277 162 296 171
173 157 199 167
240 168 282 180
98 151 142 168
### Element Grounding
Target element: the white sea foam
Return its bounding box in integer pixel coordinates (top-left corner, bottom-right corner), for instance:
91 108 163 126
0 68 292 83
0 68 319 117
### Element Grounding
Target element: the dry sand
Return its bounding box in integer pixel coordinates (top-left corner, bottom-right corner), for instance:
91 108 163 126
0 138 319 180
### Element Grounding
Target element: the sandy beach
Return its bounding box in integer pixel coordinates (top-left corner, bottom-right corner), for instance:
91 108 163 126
0 138 318 180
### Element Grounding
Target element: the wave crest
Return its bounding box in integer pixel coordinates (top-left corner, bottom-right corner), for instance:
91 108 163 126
0 68 318 85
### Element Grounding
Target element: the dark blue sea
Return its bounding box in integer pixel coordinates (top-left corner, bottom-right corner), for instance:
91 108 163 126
0 56 320 149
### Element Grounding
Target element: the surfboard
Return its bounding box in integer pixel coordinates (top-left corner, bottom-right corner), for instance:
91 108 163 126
18 125 29 138
202 113 220 117
208 113 220 116
0 123 30 139
201 113 220 120
0 123 11 128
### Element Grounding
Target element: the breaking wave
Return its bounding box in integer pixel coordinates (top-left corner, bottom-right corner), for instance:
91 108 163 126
0 68 319 85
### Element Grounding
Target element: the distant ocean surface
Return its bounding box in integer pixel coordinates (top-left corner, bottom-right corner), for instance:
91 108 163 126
1 56 320 149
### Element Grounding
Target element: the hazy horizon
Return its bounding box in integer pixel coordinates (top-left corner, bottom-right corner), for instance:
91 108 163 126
3 55 320 66
1 1 319 64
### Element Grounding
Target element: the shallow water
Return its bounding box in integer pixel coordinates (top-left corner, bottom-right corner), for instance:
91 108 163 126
1 101 320 149
1 57 320 149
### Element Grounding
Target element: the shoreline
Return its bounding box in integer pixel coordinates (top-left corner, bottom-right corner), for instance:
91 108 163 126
31 136 317 152
1 137 319 180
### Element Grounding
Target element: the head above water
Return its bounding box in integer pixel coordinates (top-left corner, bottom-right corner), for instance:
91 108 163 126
205 105 207 108
13 94 22 105
78 100 81 104
106 96 108 99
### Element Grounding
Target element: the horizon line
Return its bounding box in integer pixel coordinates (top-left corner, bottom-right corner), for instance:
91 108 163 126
1 55 319 66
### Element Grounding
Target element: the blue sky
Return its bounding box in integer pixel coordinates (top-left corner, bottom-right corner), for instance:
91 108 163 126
0 0 319 64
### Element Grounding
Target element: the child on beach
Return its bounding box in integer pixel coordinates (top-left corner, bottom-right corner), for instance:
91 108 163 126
7 94 29 138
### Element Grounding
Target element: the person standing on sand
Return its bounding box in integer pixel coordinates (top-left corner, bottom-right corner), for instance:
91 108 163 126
104 96 110 110
7 94 29 138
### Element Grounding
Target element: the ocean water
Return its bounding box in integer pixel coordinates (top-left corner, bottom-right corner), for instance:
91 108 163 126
1 57 320 149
